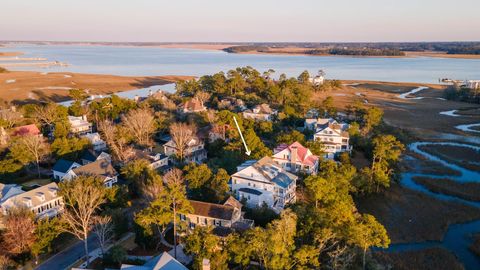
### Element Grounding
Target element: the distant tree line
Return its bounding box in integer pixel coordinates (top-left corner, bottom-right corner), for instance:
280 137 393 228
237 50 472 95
444 85 480 104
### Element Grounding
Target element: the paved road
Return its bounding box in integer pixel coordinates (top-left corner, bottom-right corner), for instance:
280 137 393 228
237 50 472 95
35 235 99 270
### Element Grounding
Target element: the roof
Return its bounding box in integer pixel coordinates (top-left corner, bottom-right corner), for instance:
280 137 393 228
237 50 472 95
81 149 99 162
272 173 294 189
52 159 78 173
121 252 188 270
256 103 273 114
189 200 236 220
72 159 117 178
0 182 60 209
182 98 205 112
223 196 243 209
0 184 23 203
12 124 41 136
238 187 263 196
274 141 319 166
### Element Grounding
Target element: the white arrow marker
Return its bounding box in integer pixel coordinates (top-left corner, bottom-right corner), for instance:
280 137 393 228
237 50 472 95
233 116 251 156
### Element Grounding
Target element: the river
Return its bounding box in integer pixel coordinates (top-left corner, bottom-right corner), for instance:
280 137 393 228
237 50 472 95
1 44 480 83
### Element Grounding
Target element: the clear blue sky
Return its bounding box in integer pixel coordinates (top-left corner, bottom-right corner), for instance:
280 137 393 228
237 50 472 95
1 0 479 42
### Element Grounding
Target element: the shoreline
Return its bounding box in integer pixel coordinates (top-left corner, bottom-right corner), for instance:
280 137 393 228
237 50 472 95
0 70 192 103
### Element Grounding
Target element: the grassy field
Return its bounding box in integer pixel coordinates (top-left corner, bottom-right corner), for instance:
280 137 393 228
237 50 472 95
374 247 464 270
418 144 480 172
413 176 480 202
0 70 192 103
356 184 480 243
403 151 461 176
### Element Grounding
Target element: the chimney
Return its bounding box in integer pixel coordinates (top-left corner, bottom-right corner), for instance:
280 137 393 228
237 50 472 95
202 259 210 270
291 146 298 163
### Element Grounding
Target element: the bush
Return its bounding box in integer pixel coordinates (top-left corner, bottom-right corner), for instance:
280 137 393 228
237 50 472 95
103 245 127 268
0 67 8 73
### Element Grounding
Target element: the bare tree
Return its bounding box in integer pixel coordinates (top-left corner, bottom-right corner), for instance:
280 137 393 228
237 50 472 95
92 216 114 259
169 123 195 162
34 103 63 132
0 255 10 270
121 108 155 147
98 120 133 163
194 91 211 105
1 207 36 255
60 176 107 267
0 107 21 129
11 135 49 178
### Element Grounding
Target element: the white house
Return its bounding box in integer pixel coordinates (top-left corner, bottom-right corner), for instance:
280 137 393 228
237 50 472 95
120 252 188 270
466 80 480 90
52 159 81 180
243 104 277 121
0 183 63 226
230 157 297 212
63 159 118 188
163 137 207 164
81 132 107 151
308 75 325 86
134 149 170 170
272 141 319 174
68 115 92 135
306 118 351 159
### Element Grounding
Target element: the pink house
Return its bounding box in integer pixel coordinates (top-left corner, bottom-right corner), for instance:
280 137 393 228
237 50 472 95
272 141 319 174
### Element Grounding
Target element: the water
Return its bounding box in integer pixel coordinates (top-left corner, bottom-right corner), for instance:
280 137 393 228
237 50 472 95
1 44 480 83
387 142 480 269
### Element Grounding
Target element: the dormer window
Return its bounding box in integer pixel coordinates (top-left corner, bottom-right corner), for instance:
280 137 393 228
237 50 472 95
23 197 32 207
48 187 58 196
36 192 45 202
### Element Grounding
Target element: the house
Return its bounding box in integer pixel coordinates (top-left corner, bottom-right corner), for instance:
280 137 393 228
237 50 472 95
80 149 111 165
63 159 118 187
120 252 188 270
305 118 351 159
0 184 24 205
163 137 207 164
12 124 41 137
0 183 63 224
134 149 170 170
52 159 81 180
465 80 480 89
0 127 8 145
181 197 254 233
68 115 92 135
243 104 277 121
82 132 107 151
272 141 319 174
181 98 206 113
230 157 297 212
308 75 325 86
218 97 246 112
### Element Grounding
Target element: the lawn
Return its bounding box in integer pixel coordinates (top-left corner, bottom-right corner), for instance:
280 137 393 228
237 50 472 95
413 176 480 202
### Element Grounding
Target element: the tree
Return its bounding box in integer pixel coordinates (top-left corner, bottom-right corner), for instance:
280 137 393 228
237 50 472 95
275 130 306 145
0 107 21 129
92 215 114 259
60 176 107 267
184 226 228 270
208 169 230 202
322 96 336 116
361 135 405 193
121 159 161 198
10 134 49 177
69 89 88 102
184 163 212 189
104 245 127 268
1 207 36 255
362 107 383 134
194 91 211 105
121 107 155 147
135 169 192 259
169 123 195 162
297 70 310 84
31 217 64 261
51 137 90 160
33 103 68 132
98 119 133 162
349 214 390 270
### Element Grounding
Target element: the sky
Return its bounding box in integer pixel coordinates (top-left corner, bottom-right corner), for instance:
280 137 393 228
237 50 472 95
1 0 479 42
